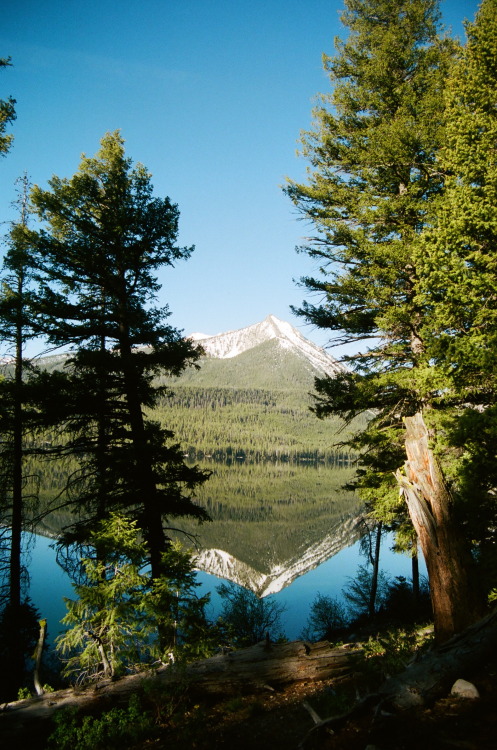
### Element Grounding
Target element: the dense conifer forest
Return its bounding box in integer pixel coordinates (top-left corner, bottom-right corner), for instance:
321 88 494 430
2 1 497 747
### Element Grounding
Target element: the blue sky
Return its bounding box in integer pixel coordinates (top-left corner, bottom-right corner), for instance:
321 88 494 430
0 0 480 351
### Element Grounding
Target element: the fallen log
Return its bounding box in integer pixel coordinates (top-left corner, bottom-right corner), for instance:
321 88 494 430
300 607 497 747
378 606 497 710
0 639 359 741
185 639 356 693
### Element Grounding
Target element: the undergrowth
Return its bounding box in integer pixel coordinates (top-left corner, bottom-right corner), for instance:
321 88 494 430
47 695 151 750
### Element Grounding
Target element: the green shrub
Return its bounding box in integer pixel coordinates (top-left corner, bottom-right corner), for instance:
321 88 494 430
47 695 153 750
357 626 432 683
300 593 349 641
217 581 286 647
343 564 391 620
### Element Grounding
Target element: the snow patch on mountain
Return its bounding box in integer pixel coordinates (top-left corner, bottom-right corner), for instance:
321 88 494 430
194 514 362 596
189 314 345 377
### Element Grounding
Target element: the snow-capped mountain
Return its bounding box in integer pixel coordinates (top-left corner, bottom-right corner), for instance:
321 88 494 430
190 314 345 377
194 513 362 597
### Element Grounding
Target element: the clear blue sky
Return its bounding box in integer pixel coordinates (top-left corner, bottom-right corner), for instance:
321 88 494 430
0 0 480 351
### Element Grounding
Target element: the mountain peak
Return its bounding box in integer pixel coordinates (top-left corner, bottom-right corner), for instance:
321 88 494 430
188 315 345 377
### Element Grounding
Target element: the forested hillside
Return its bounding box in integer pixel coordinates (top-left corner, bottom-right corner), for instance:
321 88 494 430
156 337 367 460
30 324 366 463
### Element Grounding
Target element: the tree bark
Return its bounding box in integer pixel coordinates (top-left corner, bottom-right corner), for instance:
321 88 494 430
368 521 382 619
0 640 358 738
396 411 483 642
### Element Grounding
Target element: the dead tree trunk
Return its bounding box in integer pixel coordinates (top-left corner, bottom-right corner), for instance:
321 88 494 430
33 619 47 696
379 607 497 709
396 411 483 642
0 640 358 741
369 521 382 619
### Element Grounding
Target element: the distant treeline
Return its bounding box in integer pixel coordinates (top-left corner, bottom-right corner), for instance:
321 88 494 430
36 459 363 572
154 386 367 462
21 383 364 524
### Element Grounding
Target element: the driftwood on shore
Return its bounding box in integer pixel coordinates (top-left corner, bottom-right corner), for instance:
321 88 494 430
0 639 358 739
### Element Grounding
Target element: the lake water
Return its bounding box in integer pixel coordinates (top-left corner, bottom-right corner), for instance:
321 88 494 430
27 529 423 643
23 462 426 644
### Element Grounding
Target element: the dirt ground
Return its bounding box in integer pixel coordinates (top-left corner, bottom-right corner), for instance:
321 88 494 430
4 641 496 749
141 657 497 750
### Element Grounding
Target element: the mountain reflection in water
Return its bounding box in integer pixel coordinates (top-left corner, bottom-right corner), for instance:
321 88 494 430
173 461 364 594
36 461 364 595
28 461 425 640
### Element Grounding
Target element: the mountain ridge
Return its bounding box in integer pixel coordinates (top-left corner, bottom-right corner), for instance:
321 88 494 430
189 314 345 378
154 315 363 460
34 315 343 381
30 315 359 460
194 512 362 596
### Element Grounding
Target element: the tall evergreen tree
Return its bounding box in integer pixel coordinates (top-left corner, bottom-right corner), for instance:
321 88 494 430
27 131 209 581
420 0 497 397
417 0 497 593
285 0 481 640
0 175 44 697
0 57 15 158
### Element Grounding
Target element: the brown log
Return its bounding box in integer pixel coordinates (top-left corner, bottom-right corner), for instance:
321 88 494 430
300 607 497 747
396 411 482 642
378 606 497 709
0 640 358 740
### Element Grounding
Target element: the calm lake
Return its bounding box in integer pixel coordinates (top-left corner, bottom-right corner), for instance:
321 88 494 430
26 461 425 643
28 530 421 644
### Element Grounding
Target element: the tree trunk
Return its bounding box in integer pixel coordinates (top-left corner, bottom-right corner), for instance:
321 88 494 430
0 640 357 741
7 267 26 697
117 296 167 582
396 411 483 642
33 619 47 696
368 522 382 619
412 549 419 606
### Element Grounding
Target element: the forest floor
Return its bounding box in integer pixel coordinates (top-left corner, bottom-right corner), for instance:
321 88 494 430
5 629 496 749
133 655 497 750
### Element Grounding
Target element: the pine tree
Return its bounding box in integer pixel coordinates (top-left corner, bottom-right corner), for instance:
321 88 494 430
285 0 481 640
420 0 497 398
0 57 15 158
27 131 209 582
417 0 497 594
0 175 45 697
57 514 209 681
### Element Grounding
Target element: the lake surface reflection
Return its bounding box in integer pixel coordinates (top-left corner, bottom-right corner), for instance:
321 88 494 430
28 461 424 641
29 530 420 642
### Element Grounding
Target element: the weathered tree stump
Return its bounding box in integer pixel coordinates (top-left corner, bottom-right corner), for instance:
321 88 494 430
396 411 483 641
